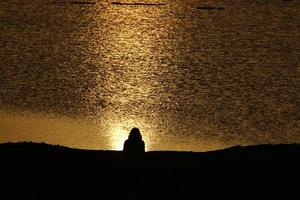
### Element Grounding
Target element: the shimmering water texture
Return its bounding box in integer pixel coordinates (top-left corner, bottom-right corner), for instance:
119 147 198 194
0 0 299 151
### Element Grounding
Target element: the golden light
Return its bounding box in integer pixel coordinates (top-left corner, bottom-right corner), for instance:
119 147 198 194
0 110 105 150
109 123 129 151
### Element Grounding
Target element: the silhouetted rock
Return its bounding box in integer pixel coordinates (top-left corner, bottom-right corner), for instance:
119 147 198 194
123 128 145 156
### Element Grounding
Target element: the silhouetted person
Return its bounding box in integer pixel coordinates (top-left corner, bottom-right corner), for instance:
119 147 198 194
123 128 145 155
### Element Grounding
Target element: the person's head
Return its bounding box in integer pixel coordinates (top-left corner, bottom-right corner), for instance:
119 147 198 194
128 128 142 141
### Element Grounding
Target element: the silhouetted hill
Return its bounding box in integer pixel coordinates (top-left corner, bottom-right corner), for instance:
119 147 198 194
0 142 299 199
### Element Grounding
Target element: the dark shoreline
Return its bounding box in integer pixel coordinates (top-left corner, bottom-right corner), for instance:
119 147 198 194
1 142 299 199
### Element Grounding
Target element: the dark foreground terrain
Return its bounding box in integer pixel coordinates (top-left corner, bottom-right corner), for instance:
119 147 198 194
0 142 299 200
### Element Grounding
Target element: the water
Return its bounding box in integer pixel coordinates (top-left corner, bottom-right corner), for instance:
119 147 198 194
0 0 299 151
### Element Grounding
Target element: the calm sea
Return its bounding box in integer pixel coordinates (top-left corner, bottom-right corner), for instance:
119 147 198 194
0 0 299 151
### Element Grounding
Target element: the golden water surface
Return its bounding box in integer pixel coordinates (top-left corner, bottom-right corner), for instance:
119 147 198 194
0 0 299 151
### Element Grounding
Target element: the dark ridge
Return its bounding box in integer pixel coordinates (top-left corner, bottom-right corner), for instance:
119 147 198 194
197 6 225 10
1 142 299 199
1 141 300 156
111 2 165 6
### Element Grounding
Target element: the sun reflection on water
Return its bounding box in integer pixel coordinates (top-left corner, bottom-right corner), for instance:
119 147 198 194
109 123 129 151
1 1 299 151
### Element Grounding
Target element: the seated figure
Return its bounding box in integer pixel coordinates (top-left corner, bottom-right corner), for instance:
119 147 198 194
123 128 145 155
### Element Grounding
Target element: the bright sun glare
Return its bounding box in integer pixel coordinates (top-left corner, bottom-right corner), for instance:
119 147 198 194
109 123 130 151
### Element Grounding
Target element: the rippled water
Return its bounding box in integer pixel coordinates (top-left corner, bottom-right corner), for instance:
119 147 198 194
0 0 299 151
